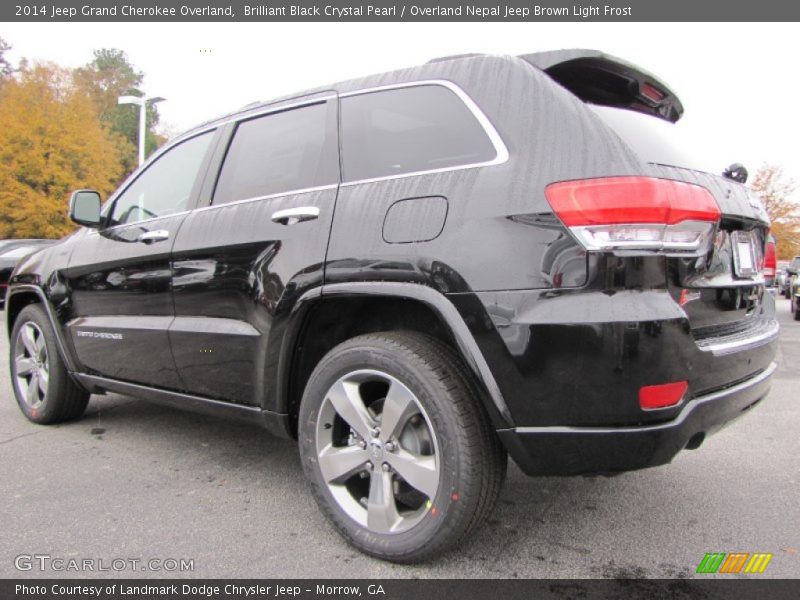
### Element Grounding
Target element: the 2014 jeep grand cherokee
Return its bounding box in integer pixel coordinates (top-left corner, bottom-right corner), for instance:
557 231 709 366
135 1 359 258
5 50 778 562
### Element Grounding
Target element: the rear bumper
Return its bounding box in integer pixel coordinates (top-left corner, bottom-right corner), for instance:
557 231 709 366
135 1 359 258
498 362 776 476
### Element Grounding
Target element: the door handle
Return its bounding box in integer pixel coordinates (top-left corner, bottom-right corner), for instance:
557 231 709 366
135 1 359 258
137 230 170 244
271 206 320 226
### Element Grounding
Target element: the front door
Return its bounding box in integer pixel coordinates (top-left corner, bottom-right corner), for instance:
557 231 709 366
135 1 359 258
64 130 217 388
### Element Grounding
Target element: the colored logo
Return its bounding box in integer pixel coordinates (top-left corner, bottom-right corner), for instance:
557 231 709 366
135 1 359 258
696 552 773 574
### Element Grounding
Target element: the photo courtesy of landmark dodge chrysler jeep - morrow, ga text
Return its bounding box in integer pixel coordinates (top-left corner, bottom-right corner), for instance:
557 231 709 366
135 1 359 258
5 50 778 562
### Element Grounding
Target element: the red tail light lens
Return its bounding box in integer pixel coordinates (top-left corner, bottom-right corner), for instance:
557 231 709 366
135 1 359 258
639 381 688 410
763 239 777 277
545 177 721 254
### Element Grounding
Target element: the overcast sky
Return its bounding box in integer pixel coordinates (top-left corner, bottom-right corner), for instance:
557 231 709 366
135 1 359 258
4 22 799 197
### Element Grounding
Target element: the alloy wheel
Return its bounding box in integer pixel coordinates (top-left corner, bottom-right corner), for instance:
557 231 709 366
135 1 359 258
13 321 49 411
315 369 440 534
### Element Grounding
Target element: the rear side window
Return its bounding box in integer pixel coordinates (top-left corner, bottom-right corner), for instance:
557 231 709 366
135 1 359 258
341 85 497 182
213 102 334 204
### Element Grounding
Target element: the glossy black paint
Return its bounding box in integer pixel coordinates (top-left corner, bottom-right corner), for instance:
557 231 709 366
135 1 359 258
499 362 775 476
0 240 56 307
62 220 186 388
6 51 778 476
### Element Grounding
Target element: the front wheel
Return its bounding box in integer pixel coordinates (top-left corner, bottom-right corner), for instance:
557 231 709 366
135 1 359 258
298 331 506 562
10 304 89 424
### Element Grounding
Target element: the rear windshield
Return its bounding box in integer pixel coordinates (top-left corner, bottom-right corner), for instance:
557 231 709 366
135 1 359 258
588 105 719 175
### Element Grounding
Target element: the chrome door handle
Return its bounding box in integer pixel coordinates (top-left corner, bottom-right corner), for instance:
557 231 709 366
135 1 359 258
271 206 320 226
137 230 170 244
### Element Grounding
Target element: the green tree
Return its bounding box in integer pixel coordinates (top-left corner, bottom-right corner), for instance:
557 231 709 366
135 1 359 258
0 63 124 238
0 37 13 78
750 164 800 259
74 49 164 173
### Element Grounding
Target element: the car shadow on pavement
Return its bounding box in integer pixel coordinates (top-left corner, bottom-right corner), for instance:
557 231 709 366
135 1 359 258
66 392 694 579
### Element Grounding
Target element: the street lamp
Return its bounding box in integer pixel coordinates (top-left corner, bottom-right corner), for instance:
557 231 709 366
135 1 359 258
117 94 166 167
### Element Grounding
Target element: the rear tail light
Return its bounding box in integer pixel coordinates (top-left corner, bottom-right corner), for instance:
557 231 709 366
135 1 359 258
639 380 688 410
763 238 777 277
545 177 721 255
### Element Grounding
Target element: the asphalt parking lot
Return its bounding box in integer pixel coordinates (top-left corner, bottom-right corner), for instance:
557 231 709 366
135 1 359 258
0 301 798 579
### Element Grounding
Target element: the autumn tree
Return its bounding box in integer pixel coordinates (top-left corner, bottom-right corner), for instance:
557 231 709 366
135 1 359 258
0 63 124 238
750 164 800 259
74 49 164 173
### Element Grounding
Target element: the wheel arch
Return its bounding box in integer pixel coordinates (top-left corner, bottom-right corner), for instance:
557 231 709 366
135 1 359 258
277 282 513 437
6 285 80 375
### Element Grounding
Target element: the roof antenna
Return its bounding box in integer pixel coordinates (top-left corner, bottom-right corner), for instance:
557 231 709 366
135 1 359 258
723 163 748 183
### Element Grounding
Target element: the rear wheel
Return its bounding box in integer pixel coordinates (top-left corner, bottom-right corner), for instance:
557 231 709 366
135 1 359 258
10 304 89 424
298 331 506 562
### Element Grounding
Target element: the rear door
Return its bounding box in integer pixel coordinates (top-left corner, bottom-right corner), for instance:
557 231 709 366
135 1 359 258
169 93 339 405
64 130 218 388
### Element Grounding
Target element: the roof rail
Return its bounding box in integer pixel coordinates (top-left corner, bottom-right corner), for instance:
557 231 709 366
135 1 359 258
427 53 485 64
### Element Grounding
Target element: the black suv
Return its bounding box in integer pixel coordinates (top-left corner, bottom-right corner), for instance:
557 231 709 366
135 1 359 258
5 50 778 562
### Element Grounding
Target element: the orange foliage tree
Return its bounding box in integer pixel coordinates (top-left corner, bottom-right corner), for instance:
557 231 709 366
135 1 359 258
0 63 124 239
750 164 800 260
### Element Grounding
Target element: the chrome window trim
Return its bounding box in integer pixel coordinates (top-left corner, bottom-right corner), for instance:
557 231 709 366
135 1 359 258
194 184 338 214
99 96 336 228
98 80 508 225
188 94 336 138
87 210 192 236
339 79 509 187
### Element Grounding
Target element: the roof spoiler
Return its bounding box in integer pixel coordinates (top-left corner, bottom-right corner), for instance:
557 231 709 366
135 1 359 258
520 49 684 123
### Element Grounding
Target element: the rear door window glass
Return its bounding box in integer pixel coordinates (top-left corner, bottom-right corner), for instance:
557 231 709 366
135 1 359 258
213 102 334 204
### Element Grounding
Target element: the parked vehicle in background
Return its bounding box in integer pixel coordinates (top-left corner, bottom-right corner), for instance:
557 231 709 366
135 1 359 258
791 275 800 320
4 50 778 562
0 240 56 309
787 257 800 319
776 261 790 297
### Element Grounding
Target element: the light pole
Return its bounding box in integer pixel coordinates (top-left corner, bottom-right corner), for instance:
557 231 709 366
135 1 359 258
117 94 166 167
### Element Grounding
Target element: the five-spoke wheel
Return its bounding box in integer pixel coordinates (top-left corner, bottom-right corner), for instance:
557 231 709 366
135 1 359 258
9 304 89 424
13 321 50 411
316 369 439 534
299 331 506 562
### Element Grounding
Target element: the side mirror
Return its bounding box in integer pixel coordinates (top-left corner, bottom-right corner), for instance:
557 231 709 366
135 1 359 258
69 190 102 228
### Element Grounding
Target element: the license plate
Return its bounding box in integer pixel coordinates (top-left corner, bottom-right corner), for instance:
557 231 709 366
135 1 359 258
732 231 758 277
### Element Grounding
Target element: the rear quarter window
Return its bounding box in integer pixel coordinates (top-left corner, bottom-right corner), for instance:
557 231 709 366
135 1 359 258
340 84 498 182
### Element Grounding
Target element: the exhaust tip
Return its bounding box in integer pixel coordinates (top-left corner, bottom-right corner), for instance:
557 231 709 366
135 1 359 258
685 432 706 450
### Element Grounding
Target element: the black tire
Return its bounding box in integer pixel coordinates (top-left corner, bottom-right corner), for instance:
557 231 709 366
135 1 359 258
298 331 506 562
9 303 89 424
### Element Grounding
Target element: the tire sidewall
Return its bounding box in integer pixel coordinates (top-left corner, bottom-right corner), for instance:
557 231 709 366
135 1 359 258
298 339 472 560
